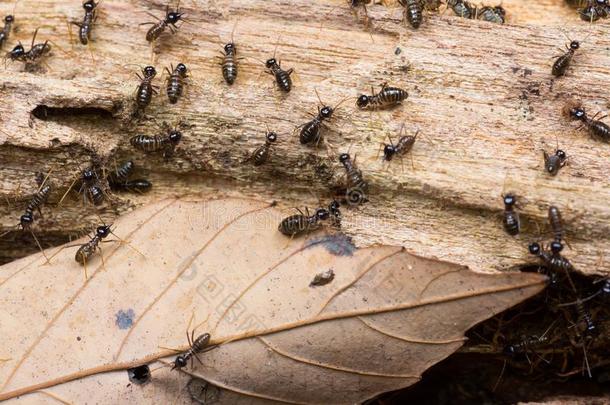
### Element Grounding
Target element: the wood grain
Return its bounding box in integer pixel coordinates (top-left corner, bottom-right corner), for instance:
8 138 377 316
0 0 608 276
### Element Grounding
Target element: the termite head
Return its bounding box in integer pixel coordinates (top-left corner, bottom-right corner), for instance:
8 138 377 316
555 149 567 161
167 11 184 25
266 132 277 143
320 106 333 119
339 153 351 164
502 344 517 356
172 355 187 370
82 169 95 182
563 99 586 121
550 240 563 254
503 193 516 208
176 63 187 76
224 43 235 54
20 213 33 228
4 15 14 23
143 65 157 78
314 208 330 221
83 0 97 11
570 107 586 121
265 58 277 68
96 225 111 238
569 40 580 50
356 95 370 108
528 242 541 256
7 43 24 59
169 130 182 144
383 144 396 161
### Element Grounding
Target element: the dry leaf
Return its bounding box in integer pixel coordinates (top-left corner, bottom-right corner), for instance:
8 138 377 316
0 197 546 404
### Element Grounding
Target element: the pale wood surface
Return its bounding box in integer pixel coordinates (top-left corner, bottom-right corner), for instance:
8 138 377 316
0 0 609 276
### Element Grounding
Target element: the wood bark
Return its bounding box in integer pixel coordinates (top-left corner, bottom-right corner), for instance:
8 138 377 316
0 0 609 277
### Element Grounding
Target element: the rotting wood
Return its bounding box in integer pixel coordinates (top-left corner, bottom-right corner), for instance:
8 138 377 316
0 0 608 276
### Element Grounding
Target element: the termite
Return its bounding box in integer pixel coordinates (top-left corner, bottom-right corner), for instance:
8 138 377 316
339 153 369 205
356 83 409 110
565 102 610 142
73 0 99 45
141 0 186 43
278 207 331 237
165 63 188 104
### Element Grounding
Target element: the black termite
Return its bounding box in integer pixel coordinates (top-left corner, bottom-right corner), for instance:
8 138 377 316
75 224 111 267
172 332 214 370
114 179 152 193
566 104 610 142
141 1 186 43
134 65 159 113
548 205 565 242
356 83 409 110
299 91 348 147
0 14 15 50
382 125 420 169
446 0 478 19
165 63 188 104
339 153 369 205
220 22 239 85
503 322 556 359
552 39 580 77
79 168 106 206
542 146 568 176
1 172 52 260
265 58 293 92
399 0 424 29
73 0 98 45
278 207 331 237
5 28 51 66
501 194 520 236
477 5 506 23
574 301 598 341
130 125 182 159
248 130 277 166
107 161 153 194
503 335 549 357
264 40 294 93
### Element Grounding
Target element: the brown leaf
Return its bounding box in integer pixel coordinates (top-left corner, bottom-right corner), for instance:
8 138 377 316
0 197 546 403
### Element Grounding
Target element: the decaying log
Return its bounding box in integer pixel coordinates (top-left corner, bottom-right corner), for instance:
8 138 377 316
0 0 609 277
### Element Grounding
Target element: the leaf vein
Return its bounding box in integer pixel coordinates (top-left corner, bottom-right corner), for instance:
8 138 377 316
258 336 419 379
358 316 467 345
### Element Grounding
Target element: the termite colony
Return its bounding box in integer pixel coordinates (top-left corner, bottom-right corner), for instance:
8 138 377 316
0 0 608 401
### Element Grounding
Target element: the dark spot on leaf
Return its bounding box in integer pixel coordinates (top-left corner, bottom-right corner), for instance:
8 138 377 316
76 336 81 341
115 309 135 330
128 365 151 385
305 234 356 256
